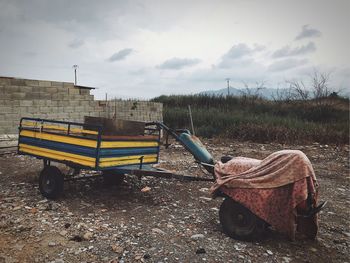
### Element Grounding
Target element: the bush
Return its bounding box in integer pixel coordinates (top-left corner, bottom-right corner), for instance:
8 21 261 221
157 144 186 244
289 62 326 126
152 95 349 144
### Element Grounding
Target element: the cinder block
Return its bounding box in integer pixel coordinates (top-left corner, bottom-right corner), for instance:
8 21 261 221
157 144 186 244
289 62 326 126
39 93 51 100
68 88 80 95
0 106 13 113
69 112 80 118
0 92 12 101
85 95 94 101
58 101 69 107
25 80 39 86
24 92 42 100
39 106 51 113
11 92 26 100
74 106 85 112
79 101 90 106
51 81 64 87
0 78 10 85
38 80 51 87
79 89 90 95
51 93 64 100
3 113 20 121
45 87 58 94
33 100 46 106
63 82 74 88
27 106 40 114
63 106 75 113
20 100 33 107
5 85 19 92
10 79 26 86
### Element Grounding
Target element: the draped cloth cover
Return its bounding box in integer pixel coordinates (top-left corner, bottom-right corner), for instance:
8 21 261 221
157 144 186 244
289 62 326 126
211 150 319 239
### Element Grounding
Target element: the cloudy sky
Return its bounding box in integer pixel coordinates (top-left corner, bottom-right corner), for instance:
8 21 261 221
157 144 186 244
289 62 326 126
0 0 349 99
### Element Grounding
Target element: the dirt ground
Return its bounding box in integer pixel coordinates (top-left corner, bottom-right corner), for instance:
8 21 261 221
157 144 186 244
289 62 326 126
0 140 349 263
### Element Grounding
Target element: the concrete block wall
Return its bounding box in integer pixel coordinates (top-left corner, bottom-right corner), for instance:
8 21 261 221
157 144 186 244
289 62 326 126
0 76 163 135
102 100 163 122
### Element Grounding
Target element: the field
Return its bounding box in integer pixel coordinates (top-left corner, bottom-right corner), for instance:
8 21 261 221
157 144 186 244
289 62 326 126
153 95 349 145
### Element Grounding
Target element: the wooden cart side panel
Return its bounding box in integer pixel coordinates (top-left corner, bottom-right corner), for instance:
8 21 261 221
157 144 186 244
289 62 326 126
19 129 160 169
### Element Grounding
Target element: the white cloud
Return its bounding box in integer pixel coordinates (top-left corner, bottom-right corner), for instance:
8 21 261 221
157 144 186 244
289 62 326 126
108 48 133 62
295 25 322 40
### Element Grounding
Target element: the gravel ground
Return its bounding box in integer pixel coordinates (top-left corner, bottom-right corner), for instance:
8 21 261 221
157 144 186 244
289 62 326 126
0 140 349 263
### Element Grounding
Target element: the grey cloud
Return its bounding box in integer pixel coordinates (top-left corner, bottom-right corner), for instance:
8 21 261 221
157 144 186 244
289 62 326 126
295 25 322 40
268 58 308 72
157 58 201 70
68 39 84 49
218 43 265 68
108 48 133 62
272 42 316 58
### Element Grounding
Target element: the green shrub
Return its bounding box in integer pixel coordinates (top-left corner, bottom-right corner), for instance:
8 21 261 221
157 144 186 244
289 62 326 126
152 95 349 144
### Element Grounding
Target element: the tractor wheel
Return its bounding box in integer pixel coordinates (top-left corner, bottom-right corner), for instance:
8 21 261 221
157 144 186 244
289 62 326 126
39 166 64 199
219 198 266 241
102 170 125 186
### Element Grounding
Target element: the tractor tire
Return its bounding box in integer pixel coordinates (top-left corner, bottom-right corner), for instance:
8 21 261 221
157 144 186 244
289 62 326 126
39 166 64 199
219 198 266 241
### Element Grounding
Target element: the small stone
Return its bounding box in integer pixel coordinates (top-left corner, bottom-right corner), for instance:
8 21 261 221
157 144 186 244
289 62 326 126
196 248 206 254
266 250 273 255
83 231 93 240
191 234 205 240
310 247 317 252
152 228 165 235
143 254 151 259
59 230 68 236
48 242 56 247
111 244 124 254
135 255 142 260
141 186 151 193
282 257 292 263
30 207 38 214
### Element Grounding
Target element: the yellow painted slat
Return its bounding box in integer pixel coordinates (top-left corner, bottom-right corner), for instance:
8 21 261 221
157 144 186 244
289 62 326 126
101 141 159 148
20 130 98 148
19 144 96 167
22 121 98 135
99 154 158 162
99 157 158 168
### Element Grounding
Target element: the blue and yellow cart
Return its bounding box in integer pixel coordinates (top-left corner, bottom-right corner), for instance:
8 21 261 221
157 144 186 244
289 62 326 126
18 117 214 199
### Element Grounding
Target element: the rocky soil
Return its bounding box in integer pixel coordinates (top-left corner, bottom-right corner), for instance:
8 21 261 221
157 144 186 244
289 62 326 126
0 140 349 263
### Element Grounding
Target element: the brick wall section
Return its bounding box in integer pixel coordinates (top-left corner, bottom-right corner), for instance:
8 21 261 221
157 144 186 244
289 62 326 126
0 77 163 134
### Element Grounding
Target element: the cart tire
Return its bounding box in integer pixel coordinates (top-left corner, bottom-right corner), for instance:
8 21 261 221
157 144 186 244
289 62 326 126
219 198 266 241
39 166 64 199
102 171 125 186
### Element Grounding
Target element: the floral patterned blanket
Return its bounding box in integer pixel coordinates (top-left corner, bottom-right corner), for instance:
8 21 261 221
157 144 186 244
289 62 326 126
211 150 318 239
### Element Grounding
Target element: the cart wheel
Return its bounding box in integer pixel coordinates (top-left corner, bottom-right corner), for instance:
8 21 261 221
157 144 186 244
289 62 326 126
102 170 125 186
39 166 64 199
219 198 266 241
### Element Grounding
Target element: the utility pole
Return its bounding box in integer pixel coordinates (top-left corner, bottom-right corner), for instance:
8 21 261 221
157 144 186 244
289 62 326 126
225 78 230 97
73 65 79 85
